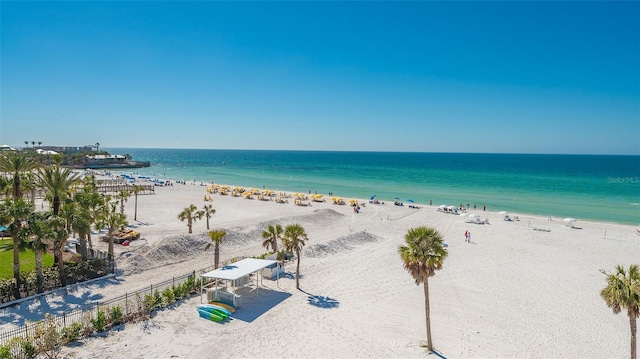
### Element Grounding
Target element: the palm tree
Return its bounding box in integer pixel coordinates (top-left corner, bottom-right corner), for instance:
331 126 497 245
132 184 142 221
202 204 216 230
204 229 227 269
398 226 448 352
37 164 80 284
23 211 54 293
63 199 91 260
37 141 42 147
37 164 80 216
96 200 127 259
262 224 283 253
77 175 104 252
46 214 69 285
31 141 36 148
72 181 101 257
283 224 307 289
116 190 130 214
0 152 39 200
95 142 100 153
601 265 640 359
24 141 28 148
0 198 32 299
178 204 203 234
22 172 38 210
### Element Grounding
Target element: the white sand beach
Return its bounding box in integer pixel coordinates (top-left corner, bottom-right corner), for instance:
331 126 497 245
2 179 639 358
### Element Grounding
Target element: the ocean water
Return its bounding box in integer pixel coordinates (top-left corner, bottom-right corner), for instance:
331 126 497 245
104 149 640 225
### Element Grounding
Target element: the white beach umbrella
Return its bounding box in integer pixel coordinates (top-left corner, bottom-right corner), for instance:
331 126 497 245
564 218 577 227
499 211 509 215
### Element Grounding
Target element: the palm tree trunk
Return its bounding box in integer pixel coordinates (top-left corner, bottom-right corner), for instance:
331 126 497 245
35 247 43 293
12 176 20 200
55 239 66 286
79 233 88 261
206 217 210 230
87 232 93 252
295 248 301 289
107 227 114 258
12 235 21 299
188 219 193 234
134 193 138 221
214 243 220 269
630 314 637 359
31 188 36 211
53 196 60 216
424 278 433 351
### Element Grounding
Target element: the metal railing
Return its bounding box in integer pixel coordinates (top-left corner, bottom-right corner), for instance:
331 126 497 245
0 271 195 347
0 255 251 347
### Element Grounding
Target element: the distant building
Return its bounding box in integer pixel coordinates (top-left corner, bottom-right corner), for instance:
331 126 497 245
80 154 149 168
84 154 129 167
33 145 94 154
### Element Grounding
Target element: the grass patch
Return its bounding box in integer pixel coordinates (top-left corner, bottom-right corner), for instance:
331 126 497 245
0 238 54 280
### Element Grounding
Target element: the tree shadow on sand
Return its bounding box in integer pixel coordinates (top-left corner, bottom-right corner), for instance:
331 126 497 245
298 289 339 309
1 290 104 327
280 271 304 280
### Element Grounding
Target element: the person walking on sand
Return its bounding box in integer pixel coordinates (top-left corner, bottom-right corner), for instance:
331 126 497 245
464 230 469 243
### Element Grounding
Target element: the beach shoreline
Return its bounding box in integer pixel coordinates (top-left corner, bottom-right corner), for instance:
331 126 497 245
1 175 638 358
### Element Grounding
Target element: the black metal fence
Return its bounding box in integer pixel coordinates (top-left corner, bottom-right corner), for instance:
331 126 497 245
0 256 250 348
0 271 196 347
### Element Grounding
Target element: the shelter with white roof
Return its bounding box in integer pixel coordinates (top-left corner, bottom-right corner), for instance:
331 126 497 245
200 258 282 308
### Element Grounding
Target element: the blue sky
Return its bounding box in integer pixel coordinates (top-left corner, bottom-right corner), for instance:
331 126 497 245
1 1 638 154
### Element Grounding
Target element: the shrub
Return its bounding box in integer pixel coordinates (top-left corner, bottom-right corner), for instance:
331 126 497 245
91 308 107 332
6 337 36 359
172 285 183 300
0 278 16 302
153 289 162 309
0 345 10 359
162 287 175 305
109 305 123 326
61 322 83 344
31 314 61 358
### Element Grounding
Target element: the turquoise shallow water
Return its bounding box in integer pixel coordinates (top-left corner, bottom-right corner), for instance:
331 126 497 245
104 149 640 225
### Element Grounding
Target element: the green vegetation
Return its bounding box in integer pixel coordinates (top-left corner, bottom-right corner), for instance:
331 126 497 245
0 238 54 280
